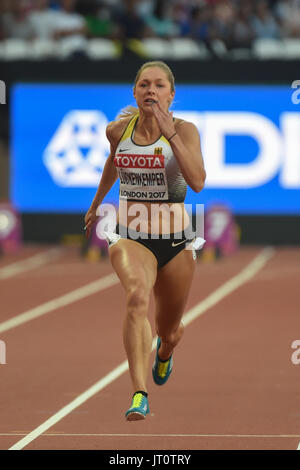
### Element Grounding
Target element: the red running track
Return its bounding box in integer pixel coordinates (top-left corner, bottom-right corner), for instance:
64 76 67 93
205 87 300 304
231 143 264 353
0 244 300 450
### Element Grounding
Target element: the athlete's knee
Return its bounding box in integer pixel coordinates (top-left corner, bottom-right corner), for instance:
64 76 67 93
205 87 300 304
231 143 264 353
156 329 176 345
156 320 184 345
126 279 150 315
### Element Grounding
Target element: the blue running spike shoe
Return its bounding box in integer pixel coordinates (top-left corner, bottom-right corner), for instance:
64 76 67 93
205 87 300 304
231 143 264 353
152 337 173 386
125 392 150 421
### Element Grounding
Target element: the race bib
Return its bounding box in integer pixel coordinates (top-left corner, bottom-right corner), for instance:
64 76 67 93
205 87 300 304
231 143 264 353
114 153 169 201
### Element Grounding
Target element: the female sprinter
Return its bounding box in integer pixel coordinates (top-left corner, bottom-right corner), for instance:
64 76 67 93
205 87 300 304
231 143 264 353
84 61 206 421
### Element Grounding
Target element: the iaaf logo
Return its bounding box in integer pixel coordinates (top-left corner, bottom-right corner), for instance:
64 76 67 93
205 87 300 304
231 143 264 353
43 110 110 187
44 110 300 188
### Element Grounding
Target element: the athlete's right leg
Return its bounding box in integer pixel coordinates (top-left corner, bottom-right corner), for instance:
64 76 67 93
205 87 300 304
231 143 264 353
153 247 196 360
109 239 158 394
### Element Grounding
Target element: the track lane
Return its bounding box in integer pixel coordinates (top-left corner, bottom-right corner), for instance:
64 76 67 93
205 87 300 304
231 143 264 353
2 247 299 450
0 248 114 324
0 247 277 450
21 247 300 450
0 248 63 280
1 247 264 449
0 245 58 268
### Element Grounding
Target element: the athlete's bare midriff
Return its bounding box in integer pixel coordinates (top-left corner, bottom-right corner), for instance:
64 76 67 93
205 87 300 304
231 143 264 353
117 200 190 235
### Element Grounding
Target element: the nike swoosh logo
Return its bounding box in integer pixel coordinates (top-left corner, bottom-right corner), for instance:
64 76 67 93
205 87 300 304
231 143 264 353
119 148 130 152
171 239 188 247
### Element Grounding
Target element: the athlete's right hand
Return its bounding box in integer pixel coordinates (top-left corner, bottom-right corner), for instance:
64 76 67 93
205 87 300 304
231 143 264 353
84 207 98 239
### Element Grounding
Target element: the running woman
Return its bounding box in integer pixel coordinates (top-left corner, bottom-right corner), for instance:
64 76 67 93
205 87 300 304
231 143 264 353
84 61 206 420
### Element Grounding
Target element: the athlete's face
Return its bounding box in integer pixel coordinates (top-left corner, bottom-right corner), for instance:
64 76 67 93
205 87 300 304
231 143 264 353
134 67 175 114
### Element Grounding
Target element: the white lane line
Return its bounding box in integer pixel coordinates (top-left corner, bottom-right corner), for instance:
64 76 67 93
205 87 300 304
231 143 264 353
0 248 62 280
9 361 129 450
0 273 119 334
2 433 300 438
8 246 274 451
183 246 275 327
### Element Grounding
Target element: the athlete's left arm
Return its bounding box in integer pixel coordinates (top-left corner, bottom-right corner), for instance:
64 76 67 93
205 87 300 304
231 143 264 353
170 121 206 193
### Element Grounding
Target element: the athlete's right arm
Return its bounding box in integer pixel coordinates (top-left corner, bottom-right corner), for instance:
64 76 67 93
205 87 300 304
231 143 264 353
84 119 128 237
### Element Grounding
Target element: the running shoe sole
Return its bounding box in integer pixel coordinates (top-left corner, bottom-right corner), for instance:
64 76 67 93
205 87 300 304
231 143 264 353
126 411 147 421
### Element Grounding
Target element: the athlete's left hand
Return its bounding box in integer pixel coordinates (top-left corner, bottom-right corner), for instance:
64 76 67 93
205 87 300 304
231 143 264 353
150 100 176 141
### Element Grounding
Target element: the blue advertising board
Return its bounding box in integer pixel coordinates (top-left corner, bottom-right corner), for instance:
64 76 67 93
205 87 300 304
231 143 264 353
11 84 300 214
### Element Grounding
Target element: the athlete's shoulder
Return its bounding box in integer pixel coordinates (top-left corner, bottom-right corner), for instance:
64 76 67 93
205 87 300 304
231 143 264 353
174 118 197 132
174 118 200 139
106 116 132 144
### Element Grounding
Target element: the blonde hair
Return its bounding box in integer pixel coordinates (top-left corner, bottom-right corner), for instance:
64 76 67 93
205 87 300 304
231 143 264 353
117 61 175 120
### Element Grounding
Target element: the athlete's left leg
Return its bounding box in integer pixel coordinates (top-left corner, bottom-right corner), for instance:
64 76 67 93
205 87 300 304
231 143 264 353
153 247 196 361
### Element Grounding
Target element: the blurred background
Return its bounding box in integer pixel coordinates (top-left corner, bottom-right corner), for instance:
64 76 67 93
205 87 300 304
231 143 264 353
1 0 300 260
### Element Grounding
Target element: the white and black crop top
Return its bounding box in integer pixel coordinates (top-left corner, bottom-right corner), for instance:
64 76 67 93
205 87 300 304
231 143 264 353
114 114 187 203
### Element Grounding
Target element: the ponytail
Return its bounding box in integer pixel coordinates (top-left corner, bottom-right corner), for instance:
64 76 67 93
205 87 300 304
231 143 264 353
116 105 139 120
